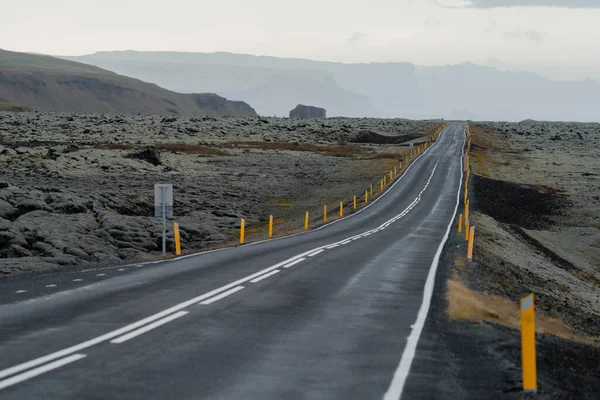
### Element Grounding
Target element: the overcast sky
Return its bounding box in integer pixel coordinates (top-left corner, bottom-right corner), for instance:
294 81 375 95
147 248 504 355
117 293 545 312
1 0 598 81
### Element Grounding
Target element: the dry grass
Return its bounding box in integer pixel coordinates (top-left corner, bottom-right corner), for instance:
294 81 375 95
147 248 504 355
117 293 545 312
219 140 371 158
447 271 596 345
96 143 228 156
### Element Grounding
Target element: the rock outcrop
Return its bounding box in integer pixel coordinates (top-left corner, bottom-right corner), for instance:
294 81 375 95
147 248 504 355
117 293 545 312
289 105 326 119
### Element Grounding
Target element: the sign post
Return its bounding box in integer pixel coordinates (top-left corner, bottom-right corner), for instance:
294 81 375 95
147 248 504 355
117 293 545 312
154 184 173 255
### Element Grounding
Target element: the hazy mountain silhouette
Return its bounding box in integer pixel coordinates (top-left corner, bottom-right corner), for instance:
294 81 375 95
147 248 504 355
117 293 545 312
65 51 599 121
0 49 256 117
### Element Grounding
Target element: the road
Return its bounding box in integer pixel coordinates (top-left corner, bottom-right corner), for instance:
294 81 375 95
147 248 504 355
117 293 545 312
0 122 465 399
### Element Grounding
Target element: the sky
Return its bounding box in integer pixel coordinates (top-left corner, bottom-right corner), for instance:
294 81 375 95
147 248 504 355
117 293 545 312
1 0 598 81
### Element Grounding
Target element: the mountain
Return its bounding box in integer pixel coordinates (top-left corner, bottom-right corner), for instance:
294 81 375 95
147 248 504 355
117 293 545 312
0 49 256 117
63 52 377 117
65 51 600 122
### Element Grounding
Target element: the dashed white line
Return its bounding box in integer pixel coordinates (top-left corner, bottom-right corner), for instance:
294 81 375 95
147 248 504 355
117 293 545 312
110 312 188 344
118 269 125 272
250 270 281 283
307 249 324 257
15 290 27 294
340 240 352 245
282 258 306 269
325 244 340 249
45 284 57 288
200 286 245 305
96 274 105 277
73 279 83 282
0 354 86 391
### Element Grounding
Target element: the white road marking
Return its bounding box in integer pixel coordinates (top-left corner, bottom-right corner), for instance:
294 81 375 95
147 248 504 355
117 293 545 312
250 270 281 283
307 249 324 257
384 124 465 400
325 244 339 249
45 284 57 288
340 240 351 245
15 290 26 294
0 126 454 391
200 286 245 305
96 274 105 277
118 269 125 272
73 279 83 282
282 258 306 269
0 354 86 391
110 312 188 344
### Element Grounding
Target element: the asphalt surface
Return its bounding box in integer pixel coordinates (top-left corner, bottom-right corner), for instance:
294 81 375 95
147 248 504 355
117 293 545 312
0 123 465 399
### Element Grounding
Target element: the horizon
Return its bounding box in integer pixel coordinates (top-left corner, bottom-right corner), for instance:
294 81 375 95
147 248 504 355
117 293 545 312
3 46 599 85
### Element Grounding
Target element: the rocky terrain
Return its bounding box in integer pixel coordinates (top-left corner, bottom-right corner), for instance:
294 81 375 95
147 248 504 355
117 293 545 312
443 120 600 397
0 111 439 276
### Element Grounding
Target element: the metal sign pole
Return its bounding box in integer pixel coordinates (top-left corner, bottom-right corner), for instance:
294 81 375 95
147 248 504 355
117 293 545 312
161 186 166 255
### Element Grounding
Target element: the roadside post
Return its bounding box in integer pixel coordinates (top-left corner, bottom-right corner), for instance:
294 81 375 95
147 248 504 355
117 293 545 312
269 215 273 237
458 214 463 233
467 226 475 259
324 205 327 222
520 294 537 393
173 223 181 256
354 196 357 210
365 191 368 203
465 219 470 240
154 183 173 255
305 211 309 230
340 201 343 217
240 219 245 244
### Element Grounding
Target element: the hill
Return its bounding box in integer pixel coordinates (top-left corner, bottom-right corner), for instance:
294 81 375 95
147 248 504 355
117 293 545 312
0 49 257 117
65 51 600 121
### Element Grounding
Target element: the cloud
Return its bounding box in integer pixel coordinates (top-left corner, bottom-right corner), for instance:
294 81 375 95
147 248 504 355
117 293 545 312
466 0 600 8
503 30 545 41
347 31 369 46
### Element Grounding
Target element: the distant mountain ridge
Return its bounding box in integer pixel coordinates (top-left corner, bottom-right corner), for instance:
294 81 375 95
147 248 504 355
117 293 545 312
64 51 600 122
0 50 257 117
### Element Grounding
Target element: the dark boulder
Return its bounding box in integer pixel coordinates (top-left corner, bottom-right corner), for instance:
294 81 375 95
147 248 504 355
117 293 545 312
126 146 162 166
289 104 326 119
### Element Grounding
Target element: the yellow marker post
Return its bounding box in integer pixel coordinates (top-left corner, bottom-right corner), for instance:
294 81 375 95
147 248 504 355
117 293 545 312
240 219 245 245
305 211 309 230
394 166 397 175
458 214 463 233
370 185 373 197
384 176 387 186
353 196 357 210
465 200 470 221
324 205 327 222
465 219 470 241
464 189 468 205
174 223 181 256
390 170 393 181
520 294 537 393
268 215 273 237
467 226 475 259
380 180 383 191
365 191 368 204
339 201 343 217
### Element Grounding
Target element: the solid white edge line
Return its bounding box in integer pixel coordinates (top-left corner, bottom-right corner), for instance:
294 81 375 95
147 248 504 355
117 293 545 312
110 311 189 344
383 124 465 400
282 258 306 269
307 249 324 257
200 286 245 305
0 354 87 391
249 269 281 283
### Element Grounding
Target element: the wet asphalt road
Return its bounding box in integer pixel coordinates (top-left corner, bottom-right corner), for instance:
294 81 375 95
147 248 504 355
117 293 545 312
0 123 465 399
